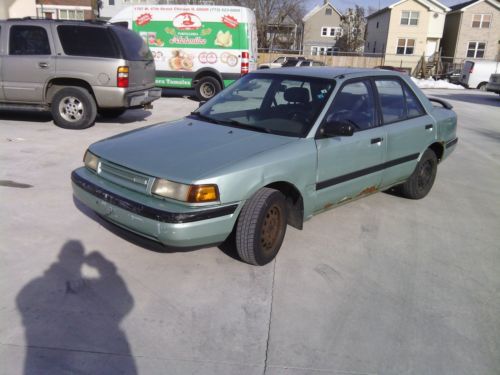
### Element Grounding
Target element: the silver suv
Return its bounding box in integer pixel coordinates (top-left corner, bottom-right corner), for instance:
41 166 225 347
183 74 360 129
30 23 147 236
0 18 161 129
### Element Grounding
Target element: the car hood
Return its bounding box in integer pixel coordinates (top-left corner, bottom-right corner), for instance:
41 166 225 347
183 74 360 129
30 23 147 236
90 118 296 182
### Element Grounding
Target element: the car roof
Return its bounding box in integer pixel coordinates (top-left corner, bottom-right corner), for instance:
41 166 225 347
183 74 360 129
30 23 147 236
252 67 403 79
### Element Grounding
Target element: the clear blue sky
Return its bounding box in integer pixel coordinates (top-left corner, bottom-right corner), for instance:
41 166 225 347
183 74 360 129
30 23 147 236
305 0 466 12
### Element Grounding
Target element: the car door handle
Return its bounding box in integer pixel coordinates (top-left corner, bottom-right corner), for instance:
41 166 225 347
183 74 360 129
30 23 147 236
38 62 49 69
371 137 383 144
425 124 434 130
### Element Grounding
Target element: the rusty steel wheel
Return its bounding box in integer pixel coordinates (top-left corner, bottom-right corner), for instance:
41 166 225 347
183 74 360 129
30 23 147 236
235 188 288 266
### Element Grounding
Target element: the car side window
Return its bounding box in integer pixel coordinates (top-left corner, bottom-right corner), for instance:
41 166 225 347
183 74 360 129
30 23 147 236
9 25 51 55
374 79 406 124
324 80 376 131
57 26 120 58
403 84 426 118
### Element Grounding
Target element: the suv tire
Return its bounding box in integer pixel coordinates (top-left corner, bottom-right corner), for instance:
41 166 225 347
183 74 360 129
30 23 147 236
99 108 127 118
51 87 97 129
195 77 221 101
400 149 437 199
235 188 287 266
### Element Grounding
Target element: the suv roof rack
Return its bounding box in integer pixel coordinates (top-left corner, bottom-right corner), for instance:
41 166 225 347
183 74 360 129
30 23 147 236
6 17 108 24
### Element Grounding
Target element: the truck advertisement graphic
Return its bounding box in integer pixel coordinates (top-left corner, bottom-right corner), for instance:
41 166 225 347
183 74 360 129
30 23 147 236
111 6 257 99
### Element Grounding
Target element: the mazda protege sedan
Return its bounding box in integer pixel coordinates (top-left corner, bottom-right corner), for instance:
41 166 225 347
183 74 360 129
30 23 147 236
72 68 458 265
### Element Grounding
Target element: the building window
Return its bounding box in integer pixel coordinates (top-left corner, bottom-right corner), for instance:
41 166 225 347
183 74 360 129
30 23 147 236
396 38 415 54
472 14 491 28
376 21 379 28
109 0 115 4
325 8 332 15
320 27 342 38
59 9 85 20
401 11 419 25
311 46 334 56
467 42 486 58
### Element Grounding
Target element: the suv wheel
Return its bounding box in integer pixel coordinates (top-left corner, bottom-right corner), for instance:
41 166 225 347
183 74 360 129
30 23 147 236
51 87 97 129
195 77 221 101
235 188 288 266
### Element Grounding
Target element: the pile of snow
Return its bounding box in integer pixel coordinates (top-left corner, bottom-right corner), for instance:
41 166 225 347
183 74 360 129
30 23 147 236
411 77 464 90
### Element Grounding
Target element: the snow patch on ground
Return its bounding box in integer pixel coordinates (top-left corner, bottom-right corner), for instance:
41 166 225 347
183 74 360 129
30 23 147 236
411 77 464 90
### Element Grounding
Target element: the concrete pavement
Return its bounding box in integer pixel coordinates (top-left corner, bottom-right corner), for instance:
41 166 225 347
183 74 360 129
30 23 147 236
1 89 499 374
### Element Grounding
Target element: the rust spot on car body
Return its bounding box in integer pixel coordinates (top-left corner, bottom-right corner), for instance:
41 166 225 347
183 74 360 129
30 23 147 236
357 186 378 197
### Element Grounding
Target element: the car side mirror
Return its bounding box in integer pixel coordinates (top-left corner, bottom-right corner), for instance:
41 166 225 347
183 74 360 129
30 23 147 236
322 120 355 137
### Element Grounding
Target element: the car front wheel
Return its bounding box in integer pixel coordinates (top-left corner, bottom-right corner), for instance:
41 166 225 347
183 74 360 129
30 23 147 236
400 149 437 199
51 87 97 129
235 188 288 266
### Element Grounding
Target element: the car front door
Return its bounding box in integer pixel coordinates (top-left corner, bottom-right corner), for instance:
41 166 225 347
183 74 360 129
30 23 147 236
374 78 436 188
2 24 55 103
314 79 386 211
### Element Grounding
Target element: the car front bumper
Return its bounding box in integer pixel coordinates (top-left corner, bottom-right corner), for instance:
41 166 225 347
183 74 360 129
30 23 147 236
71 167 241 247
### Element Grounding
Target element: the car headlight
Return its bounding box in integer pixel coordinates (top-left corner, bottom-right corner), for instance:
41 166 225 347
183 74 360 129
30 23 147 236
152 178 219 203
83 150 99 172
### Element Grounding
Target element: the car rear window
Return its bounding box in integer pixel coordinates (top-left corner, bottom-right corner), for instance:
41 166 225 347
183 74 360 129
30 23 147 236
57 25 120 58
111 26 152 61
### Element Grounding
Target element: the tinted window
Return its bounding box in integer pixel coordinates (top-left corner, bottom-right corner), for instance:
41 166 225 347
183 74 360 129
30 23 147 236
57 26 120 58
282 59 299 67
404 85 425 118
325 80 376 130
10 26 51 55
375 80 405 123
111 26 152 61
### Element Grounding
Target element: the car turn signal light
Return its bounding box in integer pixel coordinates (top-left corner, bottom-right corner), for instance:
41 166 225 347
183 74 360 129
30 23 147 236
188 185 219 203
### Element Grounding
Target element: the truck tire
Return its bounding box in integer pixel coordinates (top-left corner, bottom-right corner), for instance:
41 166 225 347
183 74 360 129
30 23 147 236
400 149 437 200
235 188 288 266
195 76 221 101
51 87 97 129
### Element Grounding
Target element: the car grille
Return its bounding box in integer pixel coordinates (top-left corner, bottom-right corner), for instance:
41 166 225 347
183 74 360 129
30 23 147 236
98 160 152 194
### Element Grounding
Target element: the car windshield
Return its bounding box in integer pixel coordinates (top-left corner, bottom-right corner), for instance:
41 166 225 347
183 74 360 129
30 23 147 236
193 73 335 137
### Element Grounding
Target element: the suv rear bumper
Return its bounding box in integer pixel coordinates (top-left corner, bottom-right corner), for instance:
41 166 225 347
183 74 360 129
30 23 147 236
94 86 161 108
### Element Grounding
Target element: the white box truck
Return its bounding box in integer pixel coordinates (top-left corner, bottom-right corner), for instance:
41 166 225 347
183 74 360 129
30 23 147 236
110 5 258 100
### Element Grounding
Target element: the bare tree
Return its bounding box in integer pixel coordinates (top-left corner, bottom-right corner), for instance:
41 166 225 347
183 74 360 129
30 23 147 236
336 6 366 53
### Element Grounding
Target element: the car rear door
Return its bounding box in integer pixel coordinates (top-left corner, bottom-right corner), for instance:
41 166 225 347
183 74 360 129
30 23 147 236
374 78 436 188
2 23 55 103
315 79 386 211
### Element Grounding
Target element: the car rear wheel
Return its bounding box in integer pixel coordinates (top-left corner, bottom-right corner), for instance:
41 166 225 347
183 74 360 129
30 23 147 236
195 77 221 101
51 87 97 129
400 149 437 199
235 188 287 266
98 108 127 118
478 82 487 91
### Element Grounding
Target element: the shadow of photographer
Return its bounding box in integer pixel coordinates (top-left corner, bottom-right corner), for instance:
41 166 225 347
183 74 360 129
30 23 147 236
16 240 137 374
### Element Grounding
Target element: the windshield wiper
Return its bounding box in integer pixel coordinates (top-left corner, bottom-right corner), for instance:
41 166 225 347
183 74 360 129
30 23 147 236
189 111 221 124
218 119 274 134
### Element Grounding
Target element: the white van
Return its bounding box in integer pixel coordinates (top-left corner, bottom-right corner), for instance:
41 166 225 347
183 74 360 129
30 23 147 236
460 60 500 90
110 5 258 100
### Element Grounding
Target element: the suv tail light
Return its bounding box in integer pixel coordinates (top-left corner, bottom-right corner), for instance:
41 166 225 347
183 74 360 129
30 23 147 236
117 66 129 88
241 51 249 75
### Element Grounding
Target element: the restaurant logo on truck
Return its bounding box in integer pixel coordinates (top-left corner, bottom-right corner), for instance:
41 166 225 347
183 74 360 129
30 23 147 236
173 13 202 30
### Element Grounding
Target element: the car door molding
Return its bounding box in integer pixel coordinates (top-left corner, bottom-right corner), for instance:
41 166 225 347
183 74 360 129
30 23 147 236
316 152 419 190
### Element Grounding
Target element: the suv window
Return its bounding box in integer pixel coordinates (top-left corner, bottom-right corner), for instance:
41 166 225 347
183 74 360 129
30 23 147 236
57 25 120 58
111 26 152 61
375 79 406 123
325 80 376 131
10 25 51 55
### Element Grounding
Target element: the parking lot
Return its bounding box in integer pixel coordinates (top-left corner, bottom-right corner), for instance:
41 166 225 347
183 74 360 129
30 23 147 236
1 89 499 374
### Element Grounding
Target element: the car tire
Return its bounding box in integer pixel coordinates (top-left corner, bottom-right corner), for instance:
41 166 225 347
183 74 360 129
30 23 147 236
478 82 487 91
195 77 221 101
235 188 288 266
400 149 438 200
51 87 97 129
98 108 127 118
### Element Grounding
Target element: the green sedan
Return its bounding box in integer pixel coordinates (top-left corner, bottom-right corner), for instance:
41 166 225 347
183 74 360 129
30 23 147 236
72 68 458 265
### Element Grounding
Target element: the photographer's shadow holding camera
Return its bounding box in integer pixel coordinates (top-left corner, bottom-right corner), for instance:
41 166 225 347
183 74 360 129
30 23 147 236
16 240 137 374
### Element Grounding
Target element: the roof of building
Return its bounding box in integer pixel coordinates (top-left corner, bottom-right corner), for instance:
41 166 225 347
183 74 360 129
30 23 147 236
303 2 343 22
367 0 450 18
449 0 500 12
